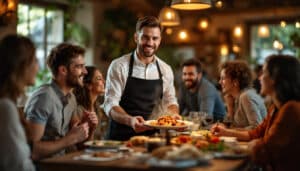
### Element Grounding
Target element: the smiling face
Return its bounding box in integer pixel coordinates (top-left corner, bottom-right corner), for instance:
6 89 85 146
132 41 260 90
88 69 105 96
219 69 238 95
135 26 161 58
66 55 87 88
182 65 202 90
259 64 275 96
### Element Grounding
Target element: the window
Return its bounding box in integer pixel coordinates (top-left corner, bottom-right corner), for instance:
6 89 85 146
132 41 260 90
17 3 64 69
250 23 299 64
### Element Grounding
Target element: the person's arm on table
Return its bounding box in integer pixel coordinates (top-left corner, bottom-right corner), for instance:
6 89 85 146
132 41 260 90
210 124 251 141
27 121 89 160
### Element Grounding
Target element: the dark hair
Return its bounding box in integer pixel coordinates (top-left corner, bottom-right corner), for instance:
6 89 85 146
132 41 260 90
0 34 36 101
136 16 162 32
254 64 263 74
181 58 203 73
47 43 85 76
265 55 300 104
220 60 252 90
74 66 98 110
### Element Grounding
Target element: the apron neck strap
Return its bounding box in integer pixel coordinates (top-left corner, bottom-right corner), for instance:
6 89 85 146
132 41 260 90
129 52 163 80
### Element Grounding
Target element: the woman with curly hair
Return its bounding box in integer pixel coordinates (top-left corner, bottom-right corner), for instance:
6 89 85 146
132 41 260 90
219 60 266 129
212 55 300 170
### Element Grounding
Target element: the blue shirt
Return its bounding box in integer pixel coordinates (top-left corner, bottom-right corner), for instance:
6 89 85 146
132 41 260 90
179 77 226 121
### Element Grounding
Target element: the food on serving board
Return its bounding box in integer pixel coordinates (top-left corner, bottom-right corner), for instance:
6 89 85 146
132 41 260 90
150 115 185 127
151 144 205 160
170 134 226 152
91 140 121 146
129 136 149 146
151 146 177 159
165 144 204 160
171 135 193 145
191 130 212 137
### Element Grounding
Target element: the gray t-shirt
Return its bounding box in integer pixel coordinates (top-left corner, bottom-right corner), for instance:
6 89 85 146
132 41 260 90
0 98 35 171
25 81 77 155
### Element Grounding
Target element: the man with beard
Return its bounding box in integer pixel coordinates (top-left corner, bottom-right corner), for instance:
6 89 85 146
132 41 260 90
104 16 180 140
178 58 225 122
24 43 98 160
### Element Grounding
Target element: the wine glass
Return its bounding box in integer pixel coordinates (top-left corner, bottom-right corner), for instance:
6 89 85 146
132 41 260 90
223 115 233 128
202 114 214 129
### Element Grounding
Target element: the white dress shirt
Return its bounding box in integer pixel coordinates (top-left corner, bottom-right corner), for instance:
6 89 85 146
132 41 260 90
104 51 178 118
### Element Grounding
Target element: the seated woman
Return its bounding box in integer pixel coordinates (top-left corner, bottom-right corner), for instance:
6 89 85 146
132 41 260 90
0 35 38 171
219 60 267 129
73 66 106 140
211 55 300 170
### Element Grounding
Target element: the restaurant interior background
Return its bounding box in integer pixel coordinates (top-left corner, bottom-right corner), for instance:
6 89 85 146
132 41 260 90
0 0 300 91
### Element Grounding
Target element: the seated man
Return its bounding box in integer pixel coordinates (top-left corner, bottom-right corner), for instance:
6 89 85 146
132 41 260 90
178 58 226 121
25 43 98 160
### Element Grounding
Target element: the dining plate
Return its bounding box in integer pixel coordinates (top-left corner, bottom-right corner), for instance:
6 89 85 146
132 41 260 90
213 152 248 159
147 155 212 168
84 140 122 149
74 152 123 161
144 120 192 130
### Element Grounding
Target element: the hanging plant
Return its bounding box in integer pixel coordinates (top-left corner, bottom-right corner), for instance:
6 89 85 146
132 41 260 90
98 7 137 60
64 0 91 47
290 31 300 47
65 22 90 47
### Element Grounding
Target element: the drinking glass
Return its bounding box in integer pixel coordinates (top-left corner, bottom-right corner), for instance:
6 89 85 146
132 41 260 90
223 115 233 128
202 114 214 128
188 111 201 131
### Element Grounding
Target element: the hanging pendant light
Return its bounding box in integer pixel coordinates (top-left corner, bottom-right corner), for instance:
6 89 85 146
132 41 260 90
258 25 270 38
158 7 180 26
171 0 211 10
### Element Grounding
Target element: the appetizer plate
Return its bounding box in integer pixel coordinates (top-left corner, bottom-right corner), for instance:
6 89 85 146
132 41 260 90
213 152 248 159
74 152 123 161
84 140 122 149
144 120 193 130
147 155 212 168
213 143 249 159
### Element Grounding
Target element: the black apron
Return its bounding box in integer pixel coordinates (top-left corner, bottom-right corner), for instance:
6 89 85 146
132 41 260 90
107 52 163 140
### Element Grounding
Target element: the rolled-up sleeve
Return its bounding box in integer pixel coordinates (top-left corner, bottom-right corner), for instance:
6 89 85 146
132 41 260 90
161 65 178 107
103 60 126 116
25 93 49 125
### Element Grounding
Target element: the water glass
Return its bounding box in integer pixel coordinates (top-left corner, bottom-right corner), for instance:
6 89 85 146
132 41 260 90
188 111 201 131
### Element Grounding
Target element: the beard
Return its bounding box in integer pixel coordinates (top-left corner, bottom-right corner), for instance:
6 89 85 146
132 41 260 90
138 44 157 58
184 79 198 90
66 73 84 88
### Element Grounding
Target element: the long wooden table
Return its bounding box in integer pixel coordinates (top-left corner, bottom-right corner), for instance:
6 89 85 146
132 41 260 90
38 150 249 171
